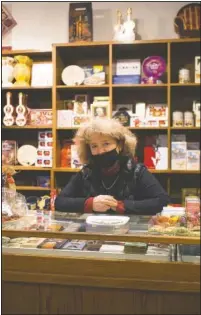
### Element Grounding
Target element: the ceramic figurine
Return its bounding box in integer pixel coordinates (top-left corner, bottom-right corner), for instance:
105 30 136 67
113 10 124 41
123 8 135 41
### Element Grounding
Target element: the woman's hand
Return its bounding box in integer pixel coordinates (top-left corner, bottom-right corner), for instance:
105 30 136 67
93 195 117 212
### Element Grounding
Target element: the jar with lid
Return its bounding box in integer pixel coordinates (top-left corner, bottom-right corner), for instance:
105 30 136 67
184 111 194 127
172 111 183 127
179 68 190 84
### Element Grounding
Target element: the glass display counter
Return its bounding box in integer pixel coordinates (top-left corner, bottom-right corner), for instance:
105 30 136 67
2 212 200 315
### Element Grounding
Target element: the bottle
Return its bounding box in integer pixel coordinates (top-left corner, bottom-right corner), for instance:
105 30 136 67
15 92 27 126
3 92 15 126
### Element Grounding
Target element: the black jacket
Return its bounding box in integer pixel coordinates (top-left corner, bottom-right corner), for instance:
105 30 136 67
55 158 170 215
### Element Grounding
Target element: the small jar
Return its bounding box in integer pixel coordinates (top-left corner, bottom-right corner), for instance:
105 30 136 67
184 111 194 127
172 111 183 127
179 68 190 83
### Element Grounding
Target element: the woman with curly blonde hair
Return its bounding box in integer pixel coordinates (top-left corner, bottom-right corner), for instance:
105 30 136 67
55 118 169 214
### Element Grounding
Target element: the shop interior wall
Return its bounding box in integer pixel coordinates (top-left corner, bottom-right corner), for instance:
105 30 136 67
2 1 195 50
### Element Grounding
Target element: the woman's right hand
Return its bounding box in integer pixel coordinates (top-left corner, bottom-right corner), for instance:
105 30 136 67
93 195 117 212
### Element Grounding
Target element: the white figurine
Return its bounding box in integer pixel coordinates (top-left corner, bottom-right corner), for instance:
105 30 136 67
122 8 135 41
113 10 124 41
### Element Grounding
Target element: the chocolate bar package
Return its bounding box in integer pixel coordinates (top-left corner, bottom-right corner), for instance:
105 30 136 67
2 140 17 165
38 238 68 249
85 240 103 251
69 2 93 42
61 240 86 250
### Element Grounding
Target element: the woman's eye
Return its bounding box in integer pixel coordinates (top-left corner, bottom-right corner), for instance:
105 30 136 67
91 145 97 149
103 142 110 146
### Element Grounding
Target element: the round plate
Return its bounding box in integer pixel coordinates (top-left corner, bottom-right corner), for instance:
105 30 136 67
61 65 85 86
142 56 166 78
17 145 37 166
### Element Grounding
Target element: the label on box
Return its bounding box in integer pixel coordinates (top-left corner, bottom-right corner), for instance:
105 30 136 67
116 59 141 76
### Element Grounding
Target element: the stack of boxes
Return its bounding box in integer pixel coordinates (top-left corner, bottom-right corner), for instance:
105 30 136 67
171 135 200 170
36 130 53 167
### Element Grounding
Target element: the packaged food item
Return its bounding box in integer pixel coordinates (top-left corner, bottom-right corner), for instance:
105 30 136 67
124 242 147 254
38 238 68 249
22 237 45 248
2 140 17 165
85 240 103 251
61 240 86 251
99 244 124 253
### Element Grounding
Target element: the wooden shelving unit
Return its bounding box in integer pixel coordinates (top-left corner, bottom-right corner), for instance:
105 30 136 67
2 38 200 203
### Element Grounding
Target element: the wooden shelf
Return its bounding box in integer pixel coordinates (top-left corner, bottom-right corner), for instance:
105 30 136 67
11 166 51 171
57 127 78 130
53 168 80 172
2 39 200 204
170 83 200 87
170 127 200 130
129 127 168 130
2 49 52 56
2 86 52 90
56 85 109 89
112 84 167 88
16 186 50 191
52 168 200 175
2 125 52 129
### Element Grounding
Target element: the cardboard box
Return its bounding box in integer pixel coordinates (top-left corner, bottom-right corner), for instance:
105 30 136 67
171 142 187 170
69 2 93 42
2 140 17 165
186 150 200 170
116 59 141 76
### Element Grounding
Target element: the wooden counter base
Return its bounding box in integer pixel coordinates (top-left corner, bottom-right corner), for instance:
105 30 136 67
2 251 200 314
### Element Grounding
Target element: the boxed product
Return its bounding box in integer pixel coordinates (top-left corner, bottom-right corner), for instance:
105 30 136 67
35 157 52 168
99 244 124 253
124 242 147 254
28 109 53 126
195 56 200 83
38 131 53 141
38 238 68 249
57 110 73 127
113 75 141 84
171 142 187 170
61 240 86 250
69 2 93 42
155 147 168 170
116 59 141 76
86 215 130 234
185 196 200 216
145 104 168 122
186 150 200 170
38 140 53 149
83 65 105 85
2 140 17 165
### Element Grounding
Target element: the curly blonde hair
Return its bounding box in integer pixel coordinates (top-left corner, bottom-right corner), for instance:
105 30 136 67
74 117 137 164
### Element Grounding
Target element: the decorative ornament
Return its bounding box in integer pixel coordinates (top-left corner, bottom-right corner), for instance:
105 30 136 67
13 55 33 86
2 4 17 36
113 8 136 42
2 56 15 87
174 3 200 38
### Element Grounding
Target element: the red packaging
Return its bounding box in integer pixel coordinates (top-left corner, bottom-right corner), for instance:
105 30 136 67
144 146 155 169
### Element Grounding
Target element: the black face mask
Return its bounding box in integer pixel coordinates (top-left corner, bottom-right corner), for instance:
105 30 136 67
91 148 120 168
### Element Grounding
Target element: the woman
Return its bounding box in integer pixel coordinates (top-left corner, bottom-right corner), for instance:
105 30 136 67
55 118 170 215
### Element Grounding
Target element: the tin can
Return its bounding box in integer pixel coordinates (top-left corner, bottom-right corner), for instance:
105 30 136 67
179 68 190 83
184 111 194 127
172 111 183 127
